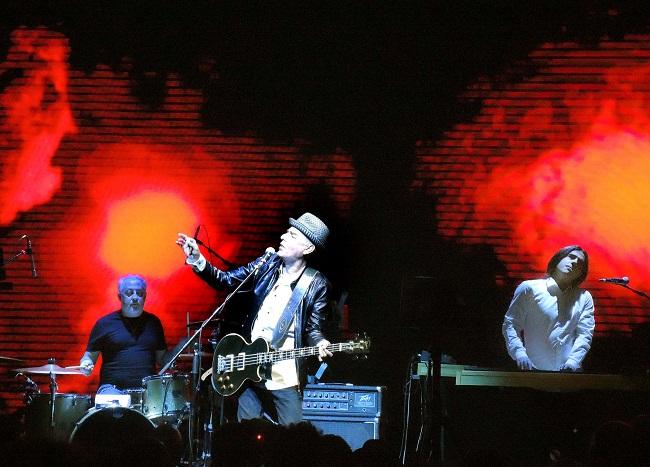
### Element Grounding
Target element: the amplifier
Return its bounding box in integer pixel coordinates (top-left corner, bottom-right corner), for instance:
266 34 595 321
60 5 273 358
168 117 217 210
302 383 385 451
302 383 384 417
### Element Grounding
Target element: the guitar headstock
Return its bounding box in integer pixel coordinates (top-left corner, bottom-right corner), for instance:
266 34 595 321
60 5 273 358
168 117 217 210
343 333 371 355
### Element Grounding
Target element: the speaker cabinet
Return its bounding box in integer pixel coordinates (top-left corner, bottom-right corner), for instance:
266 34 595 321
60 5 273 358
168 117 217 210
302 415 380 451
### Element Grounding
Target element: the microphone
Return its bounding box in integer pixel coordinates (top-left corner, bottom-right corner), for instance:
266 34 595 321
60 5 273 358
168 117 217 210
20 235 37 278
599 277 629 285
193 225 210 248
187 225 202 256
16 372 39 392
253 247 276 271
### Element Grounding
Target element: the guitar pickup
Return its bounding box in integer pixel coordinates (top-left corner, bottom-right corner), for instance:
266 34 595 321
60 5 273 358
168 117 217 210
236 352 246 371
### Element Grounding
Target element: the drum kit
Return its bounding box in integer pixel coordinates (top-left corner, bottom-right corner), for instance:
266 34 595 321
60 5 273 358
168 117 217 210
14 359 92 442
10 351 218 465
2 259 263 464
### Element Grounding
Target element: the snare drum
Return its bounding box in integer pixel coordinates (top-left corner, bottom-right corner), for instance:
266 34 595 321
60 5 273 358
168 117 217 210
24 393 92 441
69 407 155 448
124 388 145 412
141 374 191 423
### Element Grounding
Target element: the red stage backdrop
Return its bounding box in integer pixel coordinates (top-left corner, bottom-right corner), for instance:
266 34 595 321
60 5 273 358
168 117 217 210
416 36 650 335
0 28 355 410
2 26 650 411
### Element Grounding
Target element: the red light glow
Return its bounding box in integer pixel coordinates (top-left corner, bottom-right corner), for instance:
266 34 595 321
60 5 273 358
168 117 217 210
426 53 650 298
100 191 198 278
0 28 76 224
474 130 650 278
46 142 242 392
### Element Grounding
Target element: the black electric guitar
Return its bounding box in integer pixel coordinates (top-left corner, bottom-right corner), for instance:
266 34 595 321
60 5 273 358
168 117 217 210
211 333 371 396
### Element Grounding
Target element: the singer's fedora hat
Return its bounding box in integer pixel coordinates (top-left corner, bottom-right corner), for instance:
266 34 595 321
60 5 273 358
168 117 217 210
289 212 329 250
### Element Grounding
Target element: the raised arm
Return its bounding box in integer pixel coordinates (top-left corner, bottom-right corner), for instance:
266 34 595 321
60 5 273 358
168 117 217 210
176 232 259 289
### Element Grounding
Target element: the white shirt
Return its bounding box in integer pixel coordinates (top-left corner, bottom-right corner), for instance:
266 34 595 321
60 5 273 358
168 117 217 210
251 266 304 390
502 277 595 371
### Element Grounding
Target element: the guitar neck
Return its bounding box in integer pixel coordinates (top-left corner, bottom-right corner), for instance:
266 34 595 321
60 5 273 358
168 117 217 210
265 342 352 364
214 335 368 375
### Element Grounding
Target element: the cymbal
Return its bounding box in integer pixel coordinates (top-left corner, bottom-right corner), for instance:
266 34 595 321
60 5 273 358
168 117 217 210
0 356 22 363
178 352 212 359
15 363 85 375
186 319 224 328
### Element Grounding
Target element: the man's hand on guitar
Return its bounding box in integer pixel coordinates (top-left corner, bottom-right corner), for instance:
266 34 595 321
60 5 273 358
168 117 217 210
317 339 333 361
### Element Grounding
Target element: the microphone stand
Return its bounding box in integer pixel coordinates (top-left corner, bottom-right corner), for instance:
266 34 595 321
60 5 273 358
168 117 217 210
617 283 650 301
157 266 263 374
0 246 30 267
158 255 272 463
1 239 34 288
1 236 35 283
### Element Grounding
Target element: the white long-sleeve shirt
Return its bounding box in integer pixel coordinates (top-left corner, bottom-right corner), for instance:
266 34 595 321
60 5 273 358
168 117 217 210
251 266 304 390
502 277 595 371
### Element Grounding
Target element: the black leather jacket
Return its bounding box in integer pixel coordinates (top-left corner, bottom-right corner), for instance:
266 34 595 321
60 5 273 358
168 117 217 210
196 254 330 383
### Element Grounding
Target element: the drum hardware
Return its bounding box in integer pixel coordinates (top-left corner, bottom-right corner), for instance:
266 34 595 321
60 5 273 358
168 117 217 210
158 260 263 464
186 319 225 328
156 338 213 463
15 357 85 438
15 372 40 405
178 352 212 359
0 355 23 363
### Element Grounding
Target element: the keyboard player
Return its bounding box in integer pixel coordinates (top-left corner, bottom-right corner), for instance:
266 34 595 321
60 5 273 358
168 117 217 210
502 245 595 372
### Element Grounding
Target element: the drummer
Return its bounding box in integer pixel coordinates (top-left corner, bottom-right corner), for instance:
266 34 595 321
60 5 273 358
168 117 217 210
79 275 167 395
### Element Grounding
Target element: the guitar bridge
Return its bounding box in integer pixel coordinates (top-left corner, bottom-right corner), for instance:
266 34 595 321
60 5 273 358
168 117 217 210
216 355 230 373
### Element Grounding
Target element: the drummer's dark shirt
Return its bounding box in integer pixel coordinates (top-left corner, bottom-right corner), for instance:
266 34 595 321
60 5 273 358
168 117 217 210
86 310 166 389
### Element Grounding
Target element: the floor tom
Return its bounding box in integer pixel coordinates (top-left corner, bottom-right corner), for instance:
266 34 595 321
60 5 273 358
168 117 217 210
24 393 92 441
142 374 191 424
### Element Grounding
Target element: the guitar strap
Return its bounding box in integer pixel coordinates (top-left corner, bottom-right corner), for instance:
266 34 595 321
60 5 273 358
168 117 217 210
271 267 317 349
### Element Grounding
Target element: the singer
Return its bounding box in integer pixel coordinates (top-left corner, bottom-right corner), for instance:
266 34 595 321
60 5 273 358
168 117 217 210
502 245 595 372
176 212 332 425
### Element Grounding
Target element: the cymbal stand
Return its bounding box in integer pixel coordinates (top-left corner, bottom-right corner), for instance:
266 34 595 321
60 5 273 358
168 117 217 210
188 333 202 463
47 357 58 436
158 255 272 464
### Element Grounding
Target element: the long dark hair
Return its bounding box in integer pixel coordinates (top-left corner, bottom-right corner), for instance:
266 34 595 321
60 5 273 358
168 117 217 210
546 245 589 287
